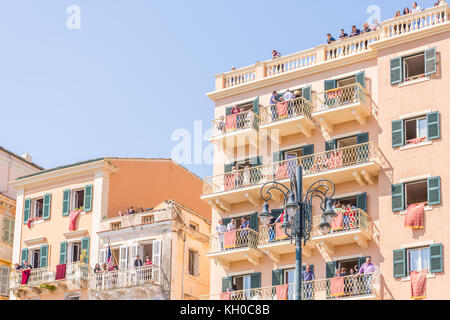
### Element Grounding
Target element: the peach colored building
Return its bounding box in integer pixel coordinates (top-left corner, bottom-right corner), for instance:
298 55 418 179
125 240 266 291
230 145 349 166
8 158 211 300
201 3 449 300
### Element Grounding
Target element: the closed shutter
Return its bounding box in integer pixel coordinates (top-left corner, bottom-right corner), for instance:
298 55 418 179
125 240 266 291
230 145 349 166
356 71 366 88
271 209 283 222
0 266 9 296
23 198 31 224
424 47 437 76
62 190 71 216
427 112 440 140
427 177 441 206
59 241 68 265
324 79 337 91
302 85 311 102
43 193 51 220
326 262 337 278
303 144 314 156
9 219 14 244
250 272 261 289
21 248 28 264
356 193 367 213
249 212 259 231
390 57 403 85
130 243 140 267
226 107 233 116
222 276 233 292
224 163 234 173
356 133 370 162
2 218 9 243
392 120 405 147
392 183 405 212
252 97 260 115
302 144 314 171
81 237 90 264
393 249 406 278
272 270 283 286
119 245 128 270
429 243 443 273
357 132 369 144
84 185 93 212
99 249 107 265
40 244 49 268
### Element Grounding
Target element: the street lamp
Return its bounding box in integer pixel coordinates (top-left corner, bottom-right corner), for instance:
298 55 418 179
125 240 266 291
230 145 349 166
259 165 336 300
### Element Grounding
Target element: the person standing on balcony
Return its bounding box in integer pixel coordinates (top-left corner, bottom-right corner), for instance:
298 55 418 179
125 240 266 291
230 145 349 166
134 254 143 285
239 217 250 247
216 219 228 250
272 50 283 74
339 29 348 39
411 2 421 12
270 91 280 120
302 265 315 300
231 105 242 129
326 33 336 44
227 218 236 232
358 257 376 294
134 255 143 267
283 89 295 117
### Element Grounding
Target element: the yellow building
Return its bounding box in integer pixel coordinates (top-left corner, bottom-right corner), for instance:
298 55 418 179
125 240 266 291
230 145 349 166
0 194 16 300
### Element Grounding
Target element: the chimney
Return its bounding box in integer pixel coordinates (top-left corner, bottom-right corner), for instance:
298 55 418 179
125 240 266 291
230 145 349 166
21 152 32 163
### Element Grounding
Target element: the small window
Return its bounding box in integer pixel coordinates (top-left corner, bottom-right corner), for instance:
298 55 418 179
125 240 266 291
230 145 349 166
188 249 199 276
69 242 81 263
0 266 10 297
31 249 41 269
33 198 44 219
337 76 356 88
141 215 154 224
189 223 198 231
407 247 430 274
336 136 358 148
405 180 428 206
72 189 85 210
403 53 425 82
405 116 427 142
233 274 251 291
65 294 81 300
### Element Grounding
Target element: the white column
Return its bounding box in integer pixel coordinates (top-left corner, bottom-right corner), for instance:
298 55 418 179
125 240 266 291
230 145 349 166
10 188 24 300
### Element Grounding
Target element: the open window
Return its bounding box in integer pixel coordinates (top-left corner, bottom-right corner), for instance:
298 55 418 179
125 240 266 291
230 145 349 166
71 189 85 211
392 177 441 212
403 53 425 82
233 274 252 291
392 112 440 147
188 249 199 277
68 242 81 263
405 116 427 143
337 75 356 88
30 249 41 269
407 247 430 275
390 48 437 85
33 198 44 219
405 180 428 206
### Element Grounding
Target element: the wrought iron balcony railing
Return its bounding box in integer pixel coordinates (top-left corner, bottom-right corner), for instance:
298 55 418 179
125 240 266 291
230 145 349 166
211 110 259 139
312 83 368 113
259 96 313 126
209 228 259 254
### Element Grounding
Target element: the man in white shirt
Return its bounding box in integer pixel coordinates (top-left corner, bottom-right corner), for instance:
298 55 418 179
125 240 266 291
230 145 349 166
283 89 294 102
216 219 228 250
411 2 421 12
227 218 236 231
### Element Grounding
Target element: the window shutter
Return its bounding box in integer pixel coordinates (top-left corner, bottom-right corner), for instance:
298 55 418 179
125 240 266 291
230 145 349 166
390 57 403 85
271 209 283 222
152 240 161 267
272 270 283 286
356 71 366 88
224 163 234 173
23 198 31 224
99 249 107 265
252 97 260 115
81 237 90 264
392 120 405 147
119 245 128 270
427 177 441 206
325 140 336 151
250 272 261 289
357 132 369 144
43 193 51 220
427 112 440 140
225 107 233 116
222 218 231 227
21 248 28 264
250 156 262 167
249 212 259 231
129 244 140 267
9 219 14 244
273 151 284 163
59 241 68 265
358 256 370 268
62 189 71 216
302 144 314 156
392 183 405 212
302 85 312 102
429 243 443 273
424 47 437 76
393 249 406 278
0 266 9 296
356 193 367 213
40 244 49 268
84 185 93 212
324 79 337 91
326 262 337 278
222 276 233 292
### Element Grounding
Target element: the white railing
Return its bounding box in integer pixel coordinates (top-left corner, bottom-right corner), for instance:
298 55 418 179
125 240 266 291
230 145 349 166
326 31 381 60
265 48 317 76
65 262 90 281
224 66 257 88
209 229 259 253
211 110 259 138
9 267 56 289
259 96 313 125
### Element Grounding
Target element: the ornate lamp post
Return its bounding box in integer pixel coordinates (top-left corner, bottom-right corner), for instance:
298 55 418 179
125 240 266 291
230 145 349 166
259 165 336 300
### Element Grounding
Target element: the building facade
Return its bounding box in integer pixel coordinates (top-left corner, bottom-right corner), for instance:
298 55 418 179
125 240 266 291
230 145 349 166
202 3 449 300
8 158 211 300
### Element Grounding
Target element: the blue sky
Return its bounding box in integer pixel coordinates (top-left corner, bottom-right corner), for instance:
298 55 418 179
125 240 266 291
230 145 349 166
0 0 434 178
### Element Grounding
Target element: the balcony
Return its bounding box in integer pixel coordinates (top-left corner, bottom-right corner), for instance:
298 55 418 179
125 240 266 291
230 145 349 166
88 265 170 300
311 83 372 132
259 97 315 141
210 110 260 151
202 142 380 211
311 209 372 254
201 272 379 300
207 229 263 269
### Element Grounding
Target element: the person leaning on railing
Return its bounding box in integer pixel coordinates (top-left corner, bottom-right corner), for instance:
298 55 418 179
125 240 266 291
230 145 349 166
216 219 228 251
357 257 376 295
302 265 315 300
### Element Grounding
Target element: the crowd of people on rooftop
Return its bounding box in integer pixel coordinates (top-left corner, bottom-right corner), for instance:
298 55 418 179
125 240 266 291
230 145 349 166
118 206 152 217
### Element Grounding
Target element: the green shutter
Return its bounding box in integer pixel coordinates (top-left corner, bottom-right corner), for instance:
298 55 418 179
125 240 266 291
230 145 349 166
59 241 68 265
429 243 443 273
357 193 367 213
84 185 93 212
427 177 441 206
40 244 48 268
271 209 283 221
358 256 370 268
250 156 262 167
424 47 437 76
23 198 31 225
357 132 369 144
393 249 406 278
225 107 233 116
222 218 231 226
390 57 403 85
249 212 259 231
273 151 284 163
21 248 28 264
81 237 90 264
392 183 405 212
224 163 234 173
252 97 260 115
62 189 70 216
250 272 261 289
303 144 314 156
325 140 336 151
222 276 233 292
324 80 337 91
43 193 51 220
356 133 370 162
427 112 440 140
326 262 337 278
302 85 311 102
356 71 366 88
392 120 405 148
272 270 283 286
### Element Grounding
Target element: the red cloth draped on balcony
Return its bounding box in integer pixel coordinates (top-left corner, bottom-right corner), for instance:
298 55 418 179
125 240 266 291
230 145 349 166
330 277 345 297
327 151 343 169
275 163 288 180
225 114 237 130
348 209 357 229
331 210 344 231
69 209 83 231
276 102 288 118
410 269 427 300
407 137 426 145
27 217 35 229
327 88 343 100
224 230 237 249
276 284 289 300
55 264 67 280
404 203 426 229
21 269 31 284
224 173 235 191
220 292 231 300
275 222 288 240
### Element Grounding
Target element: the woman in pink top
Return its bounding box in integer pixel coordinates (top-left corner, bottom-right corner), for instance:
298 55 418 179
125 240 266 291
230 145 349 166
145 256 152 266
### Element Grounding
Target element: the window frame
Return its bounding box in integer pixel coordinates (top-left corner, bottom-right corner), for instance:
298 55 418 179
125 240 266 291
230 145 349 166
406 246 431 275
71 188 85 211
404 116 428 142
404 179 428 207
31 249 41 269
402 52 426 82
32 197 44 219
188 249 199 277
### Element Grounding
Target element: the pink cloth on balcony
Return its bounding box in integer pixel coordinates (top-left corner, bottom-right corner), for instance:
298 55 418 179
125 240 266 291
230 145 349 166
327 151 343 169
405 203 426 229
276 102 288 117
275 222 288 240
220 292 231 300
407 137 426 145
330 277 345 297
275 163 288 180
224 174 235 191
411 270 427 300
225 114 237 130
327 89 343 99
69 209 83 231
224 230 237 249
55 264 67 280
21 269 31 285
331 210 344 231
276 284 289 300
348 209 357 229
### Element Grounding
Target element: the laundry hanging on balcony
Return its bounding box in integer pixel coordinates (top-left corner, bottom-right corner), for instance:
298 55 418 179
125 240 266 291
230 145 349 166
330 277 345 297
404 203 426 229
327 151 344 169
220 292 231 300
275 222 288 240
410 269 427 300
224 230 236 249
55 264 67 281
276 284 289 300
275 163 288 180
69 209 83 231
225 114 237 131
276 102 288 118
407 137 426 145
224 173 236 191
21 269 31 285
331 210 344 231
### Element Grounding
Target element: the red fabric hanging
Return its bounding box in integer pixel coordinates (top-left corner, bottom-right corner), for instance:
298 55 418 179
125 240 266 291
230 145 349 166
411 270 427 300
55 264 67 280
69 209 83 231
276 284 289 300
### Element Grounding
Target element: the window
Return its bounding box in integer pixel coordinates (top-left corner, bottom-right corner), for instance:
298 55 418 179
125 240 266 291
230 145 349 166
390 48 437 85
407 247 430 274
392 177 441 212
405 180 428 206
405 116 427 142
33 198 44 219
403 53 425 81
394 244 443 278
284 148 303 160
31 249 41 269
68 242 81 263
336 75 356 88
392 112 440 148
189 223 198 231
283 268 295 285
0 266 9 297
65 292 81 300
188 249 199 276
233 275 251 291
2 217 14 245
336 136 358 148
72 189 85 210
